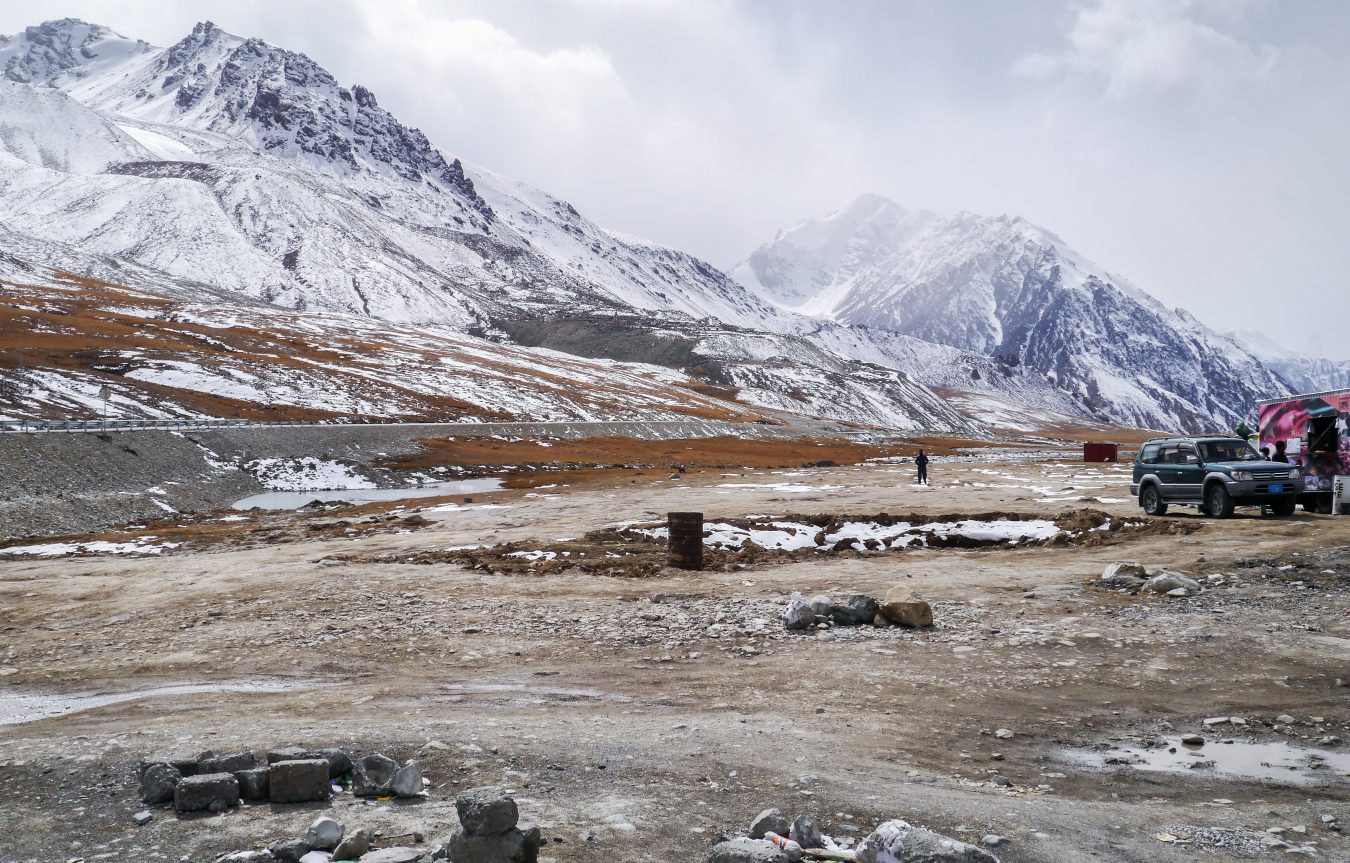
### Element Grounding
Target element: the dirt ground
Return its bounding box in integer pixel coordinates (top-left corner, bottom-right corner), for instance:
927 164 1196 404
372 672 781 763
1 450 1346 863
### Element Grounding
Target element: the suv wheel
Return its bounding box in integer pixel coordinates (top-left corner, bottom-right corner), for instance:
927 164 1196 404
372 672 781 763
1206 483 1234 519
1140 484 1167 516
1271 497 1297 517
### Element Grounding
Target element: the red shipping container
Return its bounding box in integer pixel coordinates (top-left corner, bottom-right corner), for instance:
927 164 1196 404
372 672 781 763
1084 442 1118 463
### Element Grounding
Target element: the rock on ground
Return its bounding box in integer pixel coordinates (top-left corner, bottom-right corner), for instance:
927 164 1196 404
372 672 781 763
881 589 933 627
269 746 352 778
270 838 311 863
173 772 239 814
857 819 998 863
306 815 345 850
359 848 429 863
443 826 542 863
332 827 370 861
199 751 258 775
391 759 423 798
455 786 519 836
709 838 791 863
270 758 331 804
749 808 791 839
353 753 399 797
1142 572 1202 596
790 815 824 849
1102 561 1146 580
237 766 270 801
783 592 812 630
139 762 181 804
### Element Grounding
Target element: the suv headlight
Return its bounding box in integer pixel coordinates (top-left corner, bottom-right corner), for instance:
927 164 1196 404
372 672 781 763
1288 468 1300 480
1231 471 1252 481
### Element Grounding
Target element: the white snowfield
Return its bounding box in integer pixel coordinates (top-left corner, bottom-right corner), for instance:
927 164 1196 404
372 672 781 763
245 457 375 492
0 536 180 557
629 517 1065 552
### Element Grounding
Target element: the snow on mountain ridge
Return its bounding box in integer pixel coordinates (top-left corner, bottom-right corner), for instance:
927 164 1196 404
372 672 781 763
738 193 1290 430
0 18 152 86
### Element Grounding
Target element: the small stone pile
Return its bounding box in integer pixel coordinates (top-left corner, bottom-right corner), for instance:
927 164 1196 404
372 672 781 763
708 809 999 863
441 786 542 862
783 587 933 631
137 746 424 816
1095 561 1203 597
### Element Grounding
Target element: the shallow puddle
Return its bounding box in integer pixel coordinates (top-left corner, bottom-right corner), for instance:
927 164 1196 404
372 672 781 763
232 478 504 510
1065 736 1350 785
0 680 318 727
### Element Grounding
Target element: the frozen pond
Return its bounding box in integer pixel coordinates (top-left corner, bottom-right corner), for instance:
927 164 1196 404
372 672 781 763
233 478 504 510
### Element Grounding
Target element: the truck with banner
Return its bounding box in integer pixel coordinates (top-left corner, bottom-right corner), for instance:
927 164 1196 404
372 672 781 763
1257 387 1350 513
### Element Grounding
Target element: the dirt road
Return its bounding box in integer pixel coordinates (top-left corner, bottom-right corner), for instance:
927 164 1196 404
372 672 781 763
1 454 1346 862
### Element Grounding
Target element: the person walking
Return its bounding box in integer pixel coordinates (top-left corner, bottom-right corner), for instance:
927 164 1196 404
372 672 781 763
1272 440 1289 463
915 449 930 486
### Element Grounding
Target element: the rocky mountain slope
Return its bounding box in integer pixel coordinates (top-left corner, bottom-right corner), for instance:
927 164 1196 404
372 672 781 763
1 18 1283 434
735 195 1289 430
0 18 974 433
1232 330 1350 395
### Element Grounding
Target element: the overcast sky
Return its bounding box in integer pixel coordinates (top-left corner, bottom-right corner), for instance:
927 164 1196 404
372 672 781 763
4 0 1349 358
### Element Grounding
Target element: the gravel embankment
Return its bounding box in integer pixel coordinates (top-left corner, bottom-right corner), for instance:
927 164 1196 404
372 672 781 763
0 420 764 540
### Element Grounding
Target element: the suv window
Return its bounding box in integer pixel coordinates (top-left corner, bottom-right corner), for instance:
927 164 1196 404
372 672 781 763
1140 444 1160 463
1179 445 1200 464
1158 444 1178 464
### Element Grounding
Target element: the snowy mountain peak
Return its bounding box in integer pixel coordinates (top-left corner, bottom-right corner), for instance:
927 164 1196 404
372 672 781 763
23 19 494 223
737 197 1290 430
0 18 152 86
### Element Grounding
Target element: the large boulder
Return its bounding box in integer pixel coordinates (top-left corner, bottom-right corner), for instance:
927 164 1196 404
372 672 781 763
173 772 239 814
443 826 541 863
881 589 934 627
857 819 998 863
139 762 181 804
269 759 331 804
749 808 791 839
456 786 519 836
353 753 399 797
709 838 791 863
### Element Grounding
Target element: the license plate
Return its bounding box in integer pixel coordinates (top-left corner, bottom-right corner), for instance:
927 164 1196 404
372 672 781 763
1268 483 1284 494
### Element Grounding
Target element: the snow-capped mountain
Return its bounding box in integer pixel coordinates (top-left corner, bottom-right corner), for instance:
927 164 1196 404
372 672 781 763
735 195 1290 430
1233 330 1350 394
3 18 1283 434
0 19 975 433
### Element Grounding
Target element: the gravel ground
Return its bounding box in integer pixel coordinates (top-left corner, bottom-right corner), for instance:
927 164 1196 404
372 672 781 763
1 456 1346 862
